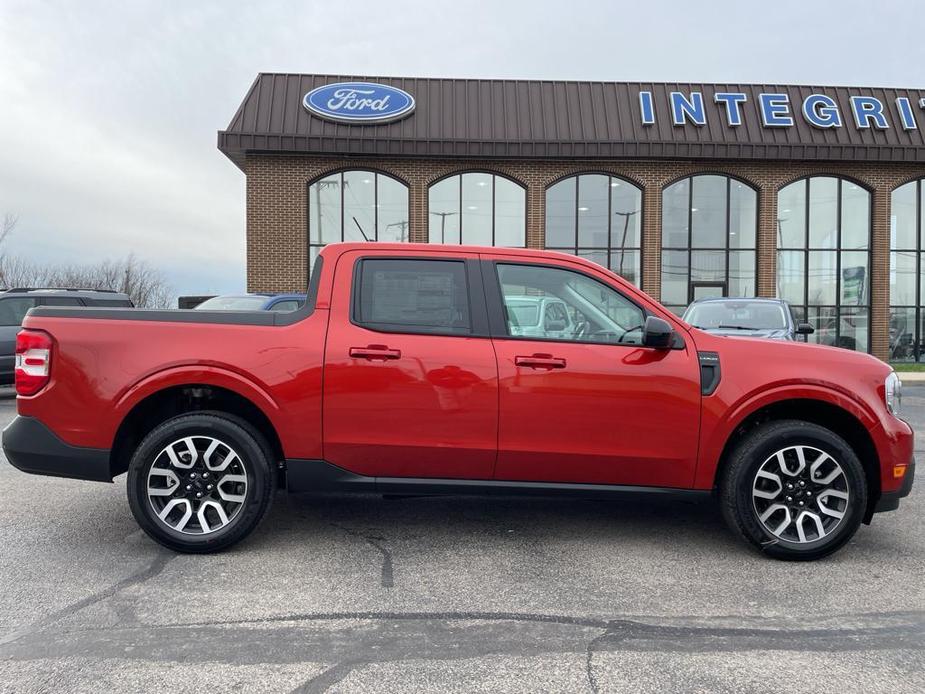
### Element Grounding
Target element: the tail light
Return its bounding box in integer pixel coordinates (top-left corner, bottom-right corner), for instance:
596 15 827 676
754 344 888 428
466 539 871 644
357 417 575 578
15 329 53 396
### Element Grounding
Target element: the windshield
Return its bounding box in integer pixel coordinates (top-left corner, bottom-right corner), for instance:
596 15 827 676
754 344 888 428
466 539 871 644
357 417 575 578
506 301 540 326
684 301 789 331
195 296 267 311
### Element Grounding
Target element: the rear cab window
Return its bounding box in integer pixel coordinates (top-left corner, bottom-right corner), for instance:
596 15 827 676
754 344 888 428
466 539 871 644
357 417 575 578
353 258 472 335
0 297 38 326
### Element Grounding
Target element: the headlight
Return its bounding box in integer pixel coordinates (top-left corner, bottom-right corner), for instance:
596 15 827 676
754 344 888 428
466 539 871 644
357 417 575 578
885 371 903 415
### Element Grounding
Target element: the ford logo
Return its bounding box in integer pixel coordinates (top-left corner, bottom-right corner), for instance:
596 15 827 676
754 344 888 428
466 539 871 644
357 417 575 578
302 81 415 124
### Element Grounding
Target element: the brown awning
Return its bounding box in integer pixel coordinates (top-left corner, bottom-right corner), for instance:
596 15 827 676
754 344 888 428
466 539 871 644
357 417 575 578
218 73 925 168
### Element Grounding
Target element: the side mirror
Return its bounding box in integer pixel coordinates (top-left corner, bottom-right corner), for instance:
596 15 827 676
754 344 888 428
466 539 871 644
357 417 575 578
643 315 674 349
796 322 815 335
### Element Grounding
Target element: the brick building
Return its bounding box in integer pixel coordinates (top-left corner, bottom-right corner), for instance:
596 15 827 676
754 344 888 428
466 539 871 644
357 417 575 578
219 74 925 362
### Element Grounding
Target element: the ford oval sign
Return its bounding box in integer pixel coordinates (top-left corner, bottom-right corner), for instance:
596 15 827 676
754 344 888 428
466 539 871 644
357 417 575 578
302 82 415 124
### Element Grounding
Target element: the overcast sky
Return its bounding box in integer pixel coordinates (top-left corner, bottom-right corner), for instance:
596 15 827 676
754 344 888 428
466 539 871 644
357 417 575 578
1 0 922 296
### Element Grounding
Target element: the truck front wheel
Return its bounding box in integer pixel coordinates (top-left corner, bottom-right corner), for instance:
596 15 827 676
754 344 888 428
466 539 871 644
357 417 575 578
720 420 868 561
126 412 276 553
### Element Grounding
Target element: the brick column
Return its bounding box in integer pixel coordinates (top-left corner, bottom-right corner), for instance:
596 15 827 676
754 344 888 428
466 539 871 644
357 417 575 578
870 184 891 362
756 185 778 297
641 181 662 299
408 177 428 243
525 181 545 249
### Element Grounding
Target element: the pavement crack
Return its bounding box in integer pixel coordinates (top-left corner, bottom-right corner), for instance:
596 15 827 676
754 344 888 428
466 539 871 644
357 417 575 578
329 523 394 588
290 660 364 693
585 627 609 694
0 550 175 647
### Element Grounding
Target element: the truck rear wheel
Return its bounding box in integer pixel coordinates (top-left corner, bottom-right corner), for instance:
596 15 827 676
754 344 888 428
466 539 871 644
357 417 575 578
720 420 867 561
126 412 276 553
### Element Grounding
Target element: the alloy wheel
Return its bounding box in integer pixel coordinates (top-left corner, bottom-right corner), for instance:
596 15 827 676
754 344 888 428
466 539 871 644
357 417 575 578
146 436 248 535
751 445 850 544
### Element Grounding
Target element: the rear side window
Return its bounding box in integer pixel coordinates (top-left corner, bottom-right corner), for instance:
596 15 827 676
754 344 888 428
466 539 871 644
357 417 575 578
0 298 37 326
354 258 471 335
269 299 301 312
41 297 83 307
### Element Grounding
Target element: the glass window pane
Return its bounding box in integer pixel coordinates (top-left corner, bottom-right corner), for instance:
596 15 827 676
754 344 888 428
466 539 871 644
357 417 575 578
0 298 38 326
728 251 756 297
921 182 925 248
661 250 689 305
890 251 917 306
890 181 917 250
610 250 640 286
840 251 869 307
545 178 576 247
777 181 806 248
691 175 727 248
343 170 376 242
777 250 805 305
576 249 608 269
808 250 837 306
841 182 870 250
807 307 837 346
890 307 916 362
428 177 460 244
691 250 726 283
577 174 610 247
610 179 641 249
494 177 526 246
808 177 838 248
729 181 757 249
839 308 869 352
461 173 492 245
662 179 690 248
377 175 410 242
310 173 342 244
358 259 470 333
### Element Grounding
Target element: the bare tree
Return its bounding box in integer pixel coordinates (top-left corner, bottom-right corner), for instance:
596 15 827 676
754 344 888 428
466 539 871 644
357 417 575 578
0 213 16 247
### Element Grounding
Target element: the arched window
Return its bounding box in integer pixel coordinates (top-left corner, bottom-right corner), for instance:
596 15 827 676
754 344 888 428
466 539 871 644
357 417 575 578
308 170 409 268
777 177 870 352
889 179 925 361
427 172 526 246
545 174 643 285
660 175 757 314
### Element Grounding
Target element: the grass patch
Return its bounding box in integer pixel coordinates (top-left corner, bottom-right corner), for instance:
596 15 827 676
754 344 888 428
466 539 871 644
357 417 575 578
890 363 925 372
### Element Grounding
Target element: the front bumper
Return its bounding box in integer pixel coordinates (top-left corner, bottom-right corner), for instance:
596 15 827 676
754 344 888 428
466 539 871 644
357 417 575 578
873 456 915 514
2 415 112 482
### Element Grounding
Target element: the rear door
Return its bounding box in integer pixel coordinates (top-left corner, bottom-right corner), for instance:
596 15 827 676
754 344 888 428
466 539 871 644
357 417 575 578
484 257 702 489
322 250 498 479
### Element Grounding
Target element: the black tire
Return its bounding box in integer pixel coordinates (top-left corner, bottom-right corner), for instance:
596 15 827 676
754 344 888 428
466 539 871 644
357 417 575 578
720 420 867 561
126 412 276 553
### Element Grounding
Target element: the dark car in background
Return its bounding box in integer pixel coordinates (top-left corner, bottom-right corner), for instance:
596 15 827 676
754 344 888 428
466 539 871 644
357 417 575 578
683 297 814 341
0 288 133 384
193 293 306 312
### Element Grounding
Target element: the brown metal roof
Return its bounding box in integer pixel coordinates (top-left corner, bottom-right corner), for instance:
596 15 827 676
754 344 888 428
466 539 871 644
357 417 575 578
218 73 925 168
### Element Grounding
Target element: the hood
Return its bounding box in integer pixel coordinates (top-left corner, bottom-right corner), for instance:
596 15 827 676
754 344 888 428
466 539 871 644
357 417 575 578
699 327 791 340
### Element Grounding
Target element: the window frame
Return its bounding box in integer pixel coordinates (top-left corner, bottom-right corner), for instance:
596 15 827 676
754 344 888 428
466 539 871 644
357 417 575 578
543 172 644 286
889 178 924 361
660 173 759 310
350 256 490 338
480 258 667 349
776 175 872 352
426 171 527 247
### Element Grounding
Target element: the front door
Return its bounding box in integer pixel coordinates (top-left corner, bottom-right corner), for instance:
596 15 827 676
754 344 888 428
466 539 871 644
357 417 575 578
485 258 702 488
323 251 498 479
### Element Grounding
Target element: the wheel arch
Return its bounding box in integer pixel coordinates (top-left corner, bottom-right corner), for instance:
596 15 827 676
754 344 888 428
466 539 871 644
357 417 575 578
711 398 880 521
109 381 285 484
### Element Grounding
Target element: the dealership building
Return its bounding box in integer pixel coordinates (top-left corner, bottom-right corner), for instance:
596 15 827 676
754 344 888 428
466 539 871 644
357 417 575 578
218 74 925 362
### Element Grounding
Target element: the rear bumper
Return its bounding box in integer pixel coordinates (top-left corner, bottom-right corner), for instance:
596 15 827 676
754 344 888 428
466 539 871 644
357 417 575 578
2 415 112 482
873 456 915 514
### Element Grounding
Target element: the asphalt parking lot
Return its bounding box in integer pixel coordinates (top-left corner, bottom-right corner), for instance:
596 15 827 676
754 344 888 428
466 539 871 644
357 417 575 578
0 388 922 693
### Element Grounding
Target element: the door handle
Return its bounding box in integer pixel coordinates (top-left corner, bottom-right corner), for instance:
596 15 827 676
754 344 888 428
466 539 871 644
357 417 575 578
514 354 566 369
349 345 401 361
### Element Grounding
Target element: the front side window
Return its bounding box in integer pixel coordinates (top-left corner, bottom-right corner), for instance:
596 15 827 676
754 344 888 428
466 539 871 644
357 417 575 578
777 176 871 352
496 263 645 345
545 174 643 285
660 175 758 315
308 171 410 271
0 297 37 326
889 179 925 361
355 259 471 335
428 173 526 246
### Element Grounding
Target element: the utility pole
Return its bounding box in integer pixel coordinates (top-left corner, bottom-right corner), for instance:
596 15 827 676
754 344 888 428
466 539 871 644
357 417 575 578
314 179 339 241
386 220 410 242
613 209 639 278
429 211 458 244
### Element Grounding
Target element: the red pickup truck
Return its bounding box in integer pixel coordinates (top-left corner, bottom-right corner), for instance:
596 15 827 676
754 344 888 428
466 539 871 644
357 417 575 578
4 243 914 560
